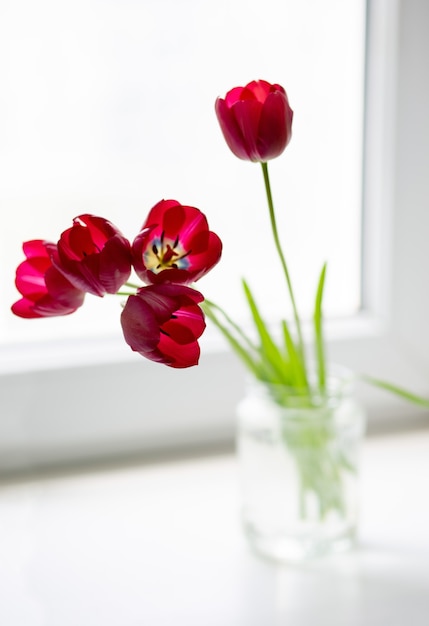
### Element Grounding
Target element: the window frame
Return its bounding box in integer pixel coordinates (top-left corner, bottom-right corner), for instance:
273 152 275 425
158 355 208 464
1 0 429 473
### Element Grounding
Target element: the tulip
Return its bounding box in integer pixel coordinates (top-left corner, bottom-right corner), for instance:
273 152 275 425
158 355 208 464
121 284 205 368
215 79 293 162
56 214 132 296
132 199 222 285
11 240 86 318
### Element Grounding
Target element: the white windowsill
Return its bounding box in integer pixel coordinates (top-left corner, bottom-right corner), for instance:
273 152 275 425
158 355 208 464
1 427 428 625
1 309 429 474
0 309 386 376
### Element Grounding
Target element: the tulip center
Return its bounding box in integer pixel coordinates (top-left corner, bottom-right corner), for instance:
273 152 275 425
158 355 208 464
144 232 191 274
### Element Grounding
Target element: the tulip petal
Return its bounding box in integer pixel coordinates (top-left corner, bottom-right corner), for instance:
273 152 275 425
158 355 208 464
120 294 160 354
215 98 252 161
11 298 44 318
15 257 52 297
158 333 201 368
22 240 51 258
245 80 272 103
139 199 182 231
258 91 293 160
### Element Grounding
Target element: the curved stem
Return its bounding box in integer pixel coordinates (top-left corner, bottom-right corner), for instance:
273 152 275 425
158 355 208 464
203 298 258 352
260 161 306 367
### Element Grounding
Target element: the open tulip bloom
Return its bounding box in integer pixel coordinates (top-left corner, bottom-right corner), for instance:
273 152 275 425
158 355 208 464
132 199 222 285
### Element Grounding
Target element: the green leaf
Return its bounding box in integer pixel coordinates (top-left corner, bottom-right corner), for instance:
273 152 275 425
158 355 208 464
281 319 308 390
362 375 429 408
241 279 290 384
314 262 327 391
201 301 262 378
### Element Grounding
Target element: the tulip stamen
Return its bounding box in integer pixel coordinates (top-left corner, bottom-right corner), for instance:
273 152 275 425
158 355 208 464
145 235 191 274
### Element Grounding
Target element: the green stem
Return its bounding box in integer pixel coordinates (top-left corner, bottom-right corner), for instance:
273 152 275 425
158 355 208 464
203 299 258 353
201 300 262 377
260 161 306 369
314 263 327 392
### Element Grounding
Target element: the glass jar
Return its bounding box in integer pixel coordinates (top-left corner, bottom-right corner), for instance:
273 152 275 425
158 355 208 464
236 367 366 562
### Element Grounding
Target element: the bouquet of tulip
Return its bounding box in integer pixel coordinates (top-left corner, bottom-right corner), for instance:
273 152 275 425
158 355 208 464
11 79 428 528
11 205 222 368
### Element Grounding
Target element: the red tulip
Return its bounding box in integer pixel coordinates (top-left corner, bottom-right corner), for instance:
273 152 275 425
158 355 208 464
11 240 86 318
132 200 222 285
215 79 293 162
121 284 206 368
56 214 132 296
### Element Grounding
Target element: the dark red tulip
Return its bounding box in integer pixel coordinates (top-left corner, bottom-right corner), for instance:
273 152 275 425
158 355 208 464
132 199 222 285
56 214 132 296
121 284 206 368
215 79 293 162
11 240 86 318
